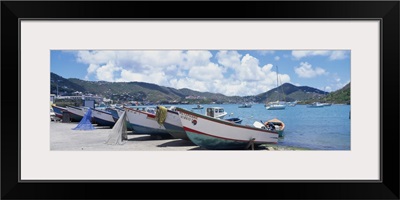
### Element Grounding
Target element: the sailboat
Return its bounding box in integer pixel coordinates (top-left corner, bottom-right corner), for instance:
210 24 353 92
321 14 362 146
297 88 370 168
265 65 286 110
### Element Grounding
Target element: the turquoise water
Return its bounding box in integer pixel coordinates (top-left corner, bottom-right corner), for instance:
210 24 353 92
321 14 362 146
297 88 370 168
169 103 351 150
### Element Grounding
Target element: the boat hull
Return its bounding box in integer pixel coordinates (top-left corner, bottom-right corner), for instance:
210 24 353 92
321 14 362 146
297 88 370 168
113 108 133 131
176 108 278 150
225 117 243 124
162 109 188 140
66 106 85 122
52 105 66 118
265 118 285 137
125 107 170 136
307 104 324 108
265 104 286 110
238 104 252 108
185 129 255 150
92 109 116 127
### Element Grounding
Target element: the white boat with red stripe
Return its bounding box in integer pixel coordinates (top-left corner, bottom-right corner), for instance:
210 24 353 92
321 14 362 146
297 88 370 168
175 107 279 150
124 107 171 138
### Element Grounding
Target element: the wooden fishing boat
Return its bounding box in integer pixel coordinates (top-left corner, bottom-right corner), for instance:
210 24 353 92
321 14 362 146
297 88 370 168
51 104 67 118
155 106 188 140
66 106 85 122
124 107 171 138
91 108 116 127
176 107 279 150
106 107 133 131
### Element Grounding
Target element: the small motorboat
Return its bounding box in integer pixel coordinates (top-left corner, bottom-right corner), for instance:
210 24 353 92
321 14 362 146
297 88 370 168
225 117 243 124
264 118 285 137
192 104 204 109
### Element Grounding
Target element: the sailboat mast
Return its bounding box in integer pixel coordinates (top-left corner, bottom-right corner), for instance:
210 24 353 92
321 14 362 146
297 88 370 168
276 65 279 102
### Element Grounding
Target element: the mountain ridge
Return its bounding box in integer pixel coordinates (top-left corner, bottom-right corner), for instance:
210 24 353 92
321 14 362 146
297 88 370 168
50 72 350 104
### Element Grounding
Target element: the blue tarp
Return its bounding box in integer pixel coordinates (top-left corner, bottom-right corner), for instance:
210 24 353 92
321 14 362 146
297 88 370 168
72 108 95 130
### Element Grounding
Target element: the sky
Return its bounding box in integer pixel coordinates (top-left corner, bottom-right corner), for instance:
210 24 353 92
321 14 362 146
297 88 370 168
50 50 350 97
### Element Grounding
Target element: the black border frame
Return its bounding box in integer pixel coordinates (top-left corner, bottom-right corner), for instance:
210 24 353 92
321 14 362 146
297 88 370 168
2 1 399 199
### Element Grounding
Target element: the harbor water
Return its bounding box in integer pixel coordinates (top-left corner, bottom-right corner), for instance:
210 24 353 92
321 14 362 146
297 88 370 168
168 103 351 150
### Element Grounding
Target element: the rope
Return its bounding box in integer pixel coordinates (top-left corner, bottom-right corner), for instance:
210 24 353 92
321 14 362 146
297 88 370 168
155 106 168 125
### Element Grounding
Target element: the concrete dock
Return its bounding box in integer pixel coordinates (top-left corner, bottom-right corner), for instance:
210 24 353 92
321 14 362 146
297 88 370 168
50 121 203 151
50 121 302 151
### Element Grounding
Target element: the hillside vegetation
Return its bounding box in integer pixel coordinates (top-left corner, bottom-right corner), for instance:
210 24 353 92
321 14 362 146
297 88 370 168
324 83 351 104
51 73 350 104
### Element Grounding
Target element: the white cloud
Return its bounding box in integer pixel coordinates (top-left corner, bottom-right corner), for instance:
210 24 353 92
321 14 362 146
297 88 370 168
118 69 141 82
257 50 275 55
73 50 292 96
183 50 213 69
294 62 327 78
95 61 121 82
324 86 332 92
87 64 99 74
292 50 349 60
325 73 351 92
169 78 208 93
292 51 330 60
216 50 242 69
329 51 348 60
188 63 224 81
77 51 116 64
274 56 280 61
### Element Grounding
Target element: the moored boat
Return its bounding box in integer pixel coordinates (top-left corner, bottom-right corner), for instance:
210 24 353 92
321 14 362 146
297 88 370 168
176 107 279 150
265 65 286 110
265 103 286 110
192 104 204 109
307 102 324 108
321 103 332 106
238 103 252 108
264 118 285 137
205 107 227 119
225 117 243 124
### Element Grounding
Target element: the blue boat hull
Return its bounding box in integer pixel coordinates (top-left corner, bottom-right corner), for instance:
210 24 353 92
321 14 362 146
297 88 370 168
129 123 170 136
69 112 83 122
164 122 188 140
52 106 65 118
94 117 115 127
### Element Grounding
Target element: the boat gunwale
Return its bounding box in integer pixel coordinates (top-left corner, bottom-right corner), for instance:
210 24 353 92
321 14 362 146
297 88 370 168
92 107 114 115
124 106 156 117
176 107 278 134
155 106 179 115
66 105 83 110
52 105 67 111
265 119 285 131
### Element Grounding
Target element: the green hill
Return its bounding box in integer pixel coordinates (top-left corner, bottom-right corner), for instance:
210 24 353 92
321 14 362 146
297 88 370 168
50 73 234 104
324 82 351 104
255 83 328 103
50 73 350 104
